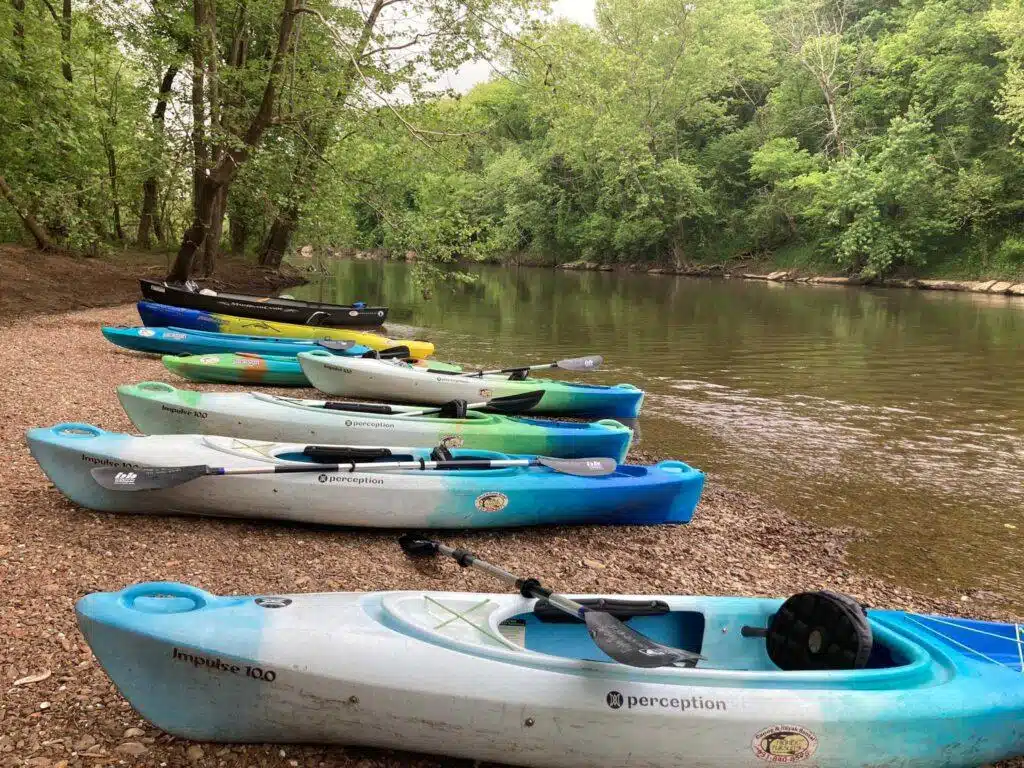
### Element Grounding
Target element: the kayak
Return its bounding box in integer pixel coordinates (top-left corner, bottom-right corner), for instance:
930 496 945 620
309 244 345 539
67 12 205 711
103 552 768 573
160 353 462 387
140 278 388 328
76 583 1024 766
297 352 645 418
26 424 704 527
137 301 435 359
116 381 635 461
162 353 311 386
101 326 378 357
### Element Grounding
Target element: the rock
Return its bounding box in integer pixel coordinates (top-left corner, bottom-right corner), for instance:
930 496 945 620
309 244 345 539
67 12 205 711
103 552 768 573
766 270 791 281
969 280 997 292
916 279 965 291
13 670 51 686
1008 283 1024 296
739 273 769 280
25 758 51 767
115 742 148 756
582 558 606 569
122 727 144 738
186 744 204 762
72 735 96 752
988 281 1014 294
298 245 314 258
808 276 854 285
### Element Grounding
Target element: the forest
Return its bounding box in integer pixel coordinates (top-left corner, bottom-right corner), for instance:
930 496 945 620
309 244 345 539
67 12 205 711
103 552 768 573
3 0 1024 280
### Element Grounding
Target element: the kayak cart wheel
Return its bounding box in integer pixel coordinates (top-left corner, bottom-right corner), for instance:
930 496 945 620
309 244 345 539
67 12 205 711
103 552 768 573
755 590 873 671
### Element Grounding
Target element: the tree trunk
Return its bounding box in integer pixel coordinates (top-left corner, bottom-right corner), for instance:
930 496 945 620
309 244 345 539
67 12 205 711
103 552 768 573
137 66 178 248
103 140 124 241
59 0 72 83
201 186 227 275
230 214 248 255
258 204 298 268
12 0 25 49
167 0 301 282
261 0 384 258
0 175 54 250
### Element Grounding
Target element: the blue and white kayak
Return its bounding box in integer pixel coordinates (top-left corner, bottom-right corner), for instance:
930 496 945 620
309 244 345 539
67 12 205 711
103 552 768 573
26 424 703 527
76 584 1024 767
101 326 375 358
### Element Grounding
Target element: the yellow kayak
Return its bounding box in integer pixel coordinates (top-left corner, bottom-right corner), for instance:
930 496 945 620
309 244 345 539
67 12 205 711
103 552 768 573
137 301 435 358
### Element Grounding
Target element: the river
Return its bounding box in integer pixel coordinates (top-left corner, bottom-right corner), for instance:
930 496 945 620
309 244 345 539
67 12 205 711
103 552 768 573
290 259 1024 610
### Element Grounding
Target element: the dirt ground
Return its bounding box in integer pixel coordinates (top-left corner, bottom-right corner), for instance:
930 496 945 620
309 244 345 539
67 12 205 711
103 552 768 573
0 245 305 325
0 301 1021 768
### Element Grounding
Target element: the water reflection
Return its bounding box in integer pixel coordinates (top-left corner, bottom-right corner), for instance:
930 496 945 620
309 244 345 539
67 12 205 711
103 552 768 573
291 261 1024 608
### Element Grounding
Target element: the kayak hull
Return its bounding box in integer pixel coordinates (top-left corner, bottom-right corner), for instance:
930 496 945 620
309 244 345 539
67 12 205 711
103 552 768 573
26 424 702 527
140 279 388 328
159 353 461 387
76 585 1024 767
137 301 435 358
117 382 635 461
298 352 645 418
101 326 375 357
162 353 310 386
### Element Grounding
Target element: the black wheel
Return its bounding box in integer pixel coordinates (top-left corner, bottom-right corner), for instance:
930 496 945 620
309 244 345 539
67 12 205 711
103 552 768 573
766 590 872 671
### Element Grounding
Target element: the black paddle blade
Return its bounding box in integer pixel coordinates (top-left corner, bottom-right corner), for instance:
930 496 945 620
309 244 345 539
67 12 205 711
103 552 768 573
584 611 704 668
486 390 544 413
399 533 440 557
378 345 412 359
536 456 616 476
316 340 356 352
556 355 603 372
90 465 211 491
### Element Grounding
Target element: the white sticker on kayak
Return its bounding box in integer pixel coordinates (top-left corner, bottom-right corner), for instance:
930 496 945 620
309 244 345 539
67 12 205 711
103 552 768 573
348 310 359 317
199 356 220 364
238 357 261 367
440 435 463 448
166 331 187 340
138 329 156 337
752 725 818 763
475 492 508 512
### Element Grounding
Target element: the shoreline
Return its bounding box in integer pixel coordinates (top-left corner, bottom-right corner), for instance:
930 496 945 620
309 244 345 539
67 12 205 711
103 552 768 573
1 302 1020 767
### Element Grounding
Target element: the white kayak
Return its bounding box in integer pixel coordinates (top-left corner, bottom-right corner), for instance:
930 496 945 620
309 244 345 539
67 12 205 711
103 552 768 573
297 351 645 418
76 583 1024 767
26 424 703 528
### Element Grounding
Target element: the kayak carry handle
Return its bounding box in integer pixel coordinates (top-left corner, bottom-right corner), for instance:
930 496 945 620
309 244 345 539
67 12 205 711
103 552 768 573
120 581 211 613
54 423 104 438
137 381 178 393
323 402 395 415
302 446 393 463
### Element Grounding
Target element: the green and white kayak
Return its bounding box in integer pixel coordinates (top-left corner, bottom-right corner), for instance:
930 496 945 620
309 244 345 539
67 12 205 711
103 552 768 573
162 353 461 387
116 382 634 461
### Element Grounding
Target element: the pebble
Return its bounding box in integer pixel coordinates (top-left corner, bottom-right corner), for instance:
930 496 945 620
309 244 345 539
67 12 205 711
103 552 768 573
123 727 145 738
115 741 148 756
186 744 205 762
72 735 97 751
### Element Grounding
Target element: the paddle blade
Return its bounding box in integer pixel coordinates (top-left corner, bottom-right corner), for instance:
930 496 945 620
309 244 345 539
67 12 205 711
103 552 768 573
90 465 211 491
584 611 704 668
556 355 603 372
486 390 544 413
378 345 411 360
399 533 440 557
316 340 356 352
536 456 616 477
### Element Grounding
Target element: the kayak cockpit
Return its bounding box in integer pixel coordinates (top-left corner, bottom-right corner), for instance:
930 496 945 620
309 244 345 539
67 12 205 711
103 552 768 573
373 592 940 688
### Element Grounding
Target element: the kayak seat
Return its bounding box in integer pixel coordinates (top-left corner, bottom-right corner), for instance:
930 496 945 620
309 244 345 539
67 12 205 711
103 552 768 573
438 400 468 419
533 598 670 623
743 591 873 671
504 610 704 665
507 368 530 381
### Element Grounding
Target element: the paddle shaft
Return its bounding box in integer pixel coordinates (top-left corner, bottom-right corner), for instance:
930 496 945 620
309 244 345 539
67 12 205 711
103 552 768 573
219 458 538 476
434 542 587 620
461 354 603 378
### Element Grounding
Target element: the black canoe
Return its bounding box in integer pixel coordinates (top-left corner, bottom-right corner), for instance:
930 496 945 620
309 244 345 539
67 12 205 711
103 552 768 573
139 279 388 328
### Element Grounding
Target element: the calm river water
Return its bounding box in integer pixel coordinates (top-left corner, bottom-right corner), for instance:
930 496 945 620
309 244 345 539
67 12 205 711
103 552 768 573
291 260 1024 609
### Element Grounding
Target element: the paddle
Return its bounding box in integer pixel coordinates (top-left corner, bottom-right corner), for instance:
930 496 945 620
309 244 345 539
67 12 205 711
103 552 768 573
460 355 603 379
398 535 704 669
90 455 616 492
396 390 544 418
316 341 412 360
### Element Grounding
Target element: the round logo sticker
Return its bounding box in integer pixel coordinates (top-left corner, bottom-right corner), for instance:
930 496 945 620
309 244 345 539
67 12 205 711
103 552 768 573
475 492 508 513
440 435 464 448
138 328 156 337
199 355 220 364
606 691 624 709
752 725 818 763
348 310 359 317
